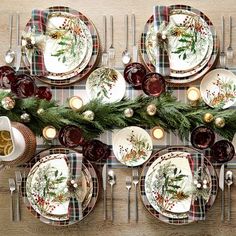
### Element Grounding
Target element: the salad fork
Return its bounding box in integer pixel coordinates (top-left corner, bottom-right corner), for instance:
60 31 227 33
8 178 16 221
108 15 115 67
15 170 22 221
102 15 108 66
126 176 132 221
219 16 226 68
132 168 139 222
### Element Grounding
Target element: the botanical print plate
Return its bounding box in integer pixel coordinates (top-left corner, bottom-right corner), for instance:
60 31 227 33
200 69 236 109
22 6 99 86
140 5 218 84
23 13 92 78
112 126 153 166
145 10 213 77
23 148 99 226
140 146 218 225
145 152 193 215
26 153 93 222
86 67 126 103
43 13 88 74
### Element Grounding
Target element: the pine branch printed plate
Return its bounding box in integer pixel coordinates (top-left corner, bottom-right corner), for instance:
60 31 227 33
112 126 153 166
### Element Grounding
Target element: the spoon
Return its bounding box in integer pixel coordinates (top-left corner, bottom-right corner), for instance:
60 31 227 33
225 170 233 221
108 169 116 222
5 14 15 64
122 15 131 65
226 16 234 60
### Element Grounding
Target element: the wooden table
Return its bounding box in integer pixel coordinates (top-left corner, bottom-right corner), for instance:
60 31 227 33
0 0 236 235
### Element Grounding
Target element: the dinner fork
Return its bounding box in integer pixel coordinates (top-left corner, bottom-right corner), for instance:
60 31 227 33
8 178 16 221
126 176 132 221
102 15 108 66
219 16 226 68
15 171 22 221
108 15 115 67
132 168 139 222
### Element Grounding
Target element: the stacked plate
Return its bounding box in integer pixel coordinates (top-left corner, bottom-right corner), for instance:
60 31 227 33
140 146 218 225
22 6 100 86
140 5 219 84
24 148 99 226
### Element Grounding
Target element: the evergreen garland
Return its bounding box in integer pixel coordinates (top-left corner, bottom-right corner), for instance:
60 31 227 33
1 90 236 141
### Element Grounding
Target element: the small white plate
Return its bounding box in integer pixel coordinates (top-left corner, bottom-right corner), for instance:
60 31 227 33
112 126 153 167
200 69 236 109
86 67 126 103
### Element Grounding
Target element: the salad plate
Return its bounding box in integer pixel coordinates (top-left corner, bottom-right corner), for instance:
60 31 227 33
112 126 153 167
200 69 236 109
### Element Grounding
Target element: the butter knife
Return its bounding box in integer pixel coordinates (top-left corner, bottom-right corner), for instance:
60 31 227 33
102 163 107 220
219 164 225 222
15 13 21 71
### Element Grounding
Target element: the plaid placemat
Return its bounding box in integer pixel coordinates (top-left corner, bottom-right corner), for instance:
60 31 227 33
187 153 205 221
30 9 49 76
22 147 99 226
139 4 219 85
23 6 100 86
139 146 217 225
66 153 83 221
153 6 170 76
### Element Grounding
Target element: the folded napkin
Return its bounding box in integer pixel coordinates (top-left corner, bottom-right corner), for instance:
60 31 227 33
30 9 49 76
153 6 170 76
187 153 206 221
66 152 83 221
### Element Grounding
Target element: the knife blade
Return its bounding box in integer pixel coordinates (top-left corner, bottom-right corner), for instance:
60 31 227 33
102 163 107 220
15 13 21 71
219 164 225 222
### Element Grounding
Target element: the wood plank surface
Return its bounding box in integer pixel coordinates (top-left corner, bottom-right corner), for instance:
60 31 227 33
0 0 236 235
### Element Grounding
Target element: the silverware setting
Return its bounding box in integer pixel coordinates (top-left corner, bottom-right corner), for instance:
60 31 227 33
8 178 16 221
15 170 22 221
15 12 21 72
131 14 138 62
219 164 225 222
225 170 233 222
108 169 116 222
226 16 234 61
102 164 107 220
219 16 226 68
132 168 139 222
108 15 115 67
5 14 15 65
101 15 108 67
122 14 131 65
125 176 132 221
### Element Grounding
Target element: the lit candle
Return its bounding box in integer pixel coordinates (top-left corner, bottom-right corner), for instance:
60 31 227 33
69 96 83 110
187 87 201 102
42 126 57 140
151 126 165 140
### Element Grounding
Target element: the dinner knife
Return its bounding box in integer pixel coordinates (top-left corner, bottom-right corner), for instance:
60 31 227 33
219 164 225 222
102 163 107 220
15 13 21 71
132 14 138 62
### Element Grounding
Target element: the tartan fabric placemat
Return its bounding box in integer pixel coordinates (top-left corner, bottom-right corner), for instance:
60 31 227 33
30 9 49 76
153 6 170 76
21 147 99 226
